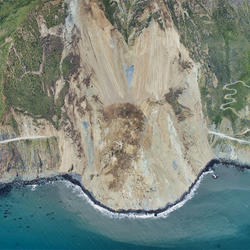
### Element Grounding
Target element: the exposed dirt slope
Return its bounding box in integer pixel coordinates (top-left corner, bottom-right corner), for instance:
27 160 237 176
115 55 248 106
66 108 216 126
61 0 213 210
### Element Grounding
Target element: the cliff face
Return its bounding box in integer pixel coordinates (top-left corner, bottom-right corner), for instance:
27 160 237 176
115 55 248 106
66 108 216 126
0 131 60 182
0 0 249 210
65 0 213 209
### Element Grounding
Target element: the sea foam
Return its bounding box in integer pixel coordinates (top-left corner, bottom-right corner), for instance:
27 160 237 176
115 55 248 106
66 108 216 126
60 170 213 219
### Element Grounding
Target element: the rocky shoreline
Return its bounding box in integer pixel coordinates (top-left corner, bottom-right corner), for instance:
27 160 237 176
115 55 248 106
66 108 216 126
0 158 250 217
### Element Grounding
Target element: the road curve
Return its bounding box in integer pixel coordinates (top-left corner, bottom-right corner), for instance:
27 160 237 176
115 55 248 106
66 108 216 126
220 80 250 117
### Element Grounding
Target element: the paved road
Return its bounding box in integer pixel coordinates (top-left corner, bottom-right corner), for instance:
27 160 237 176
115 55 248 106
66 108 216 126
208 131 250 145
0 136 51 145
220 80 250 117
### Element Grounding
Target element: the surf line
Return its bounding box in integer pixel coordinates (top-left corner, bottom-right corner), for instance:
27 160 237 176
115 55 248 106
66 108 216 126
61 159 250 219
61 170 214 219
1 159 249 219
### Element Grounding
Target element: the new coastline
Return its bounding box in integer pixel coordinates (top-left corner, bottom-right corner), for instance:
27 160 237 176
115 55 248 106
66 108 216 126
0 158 250 218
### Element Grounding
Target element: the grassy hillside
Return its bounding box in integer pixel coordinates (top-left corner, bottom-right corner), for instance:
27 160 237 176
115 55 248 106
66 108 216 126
0 0 70 128
0 0 39 120
166 0 249 134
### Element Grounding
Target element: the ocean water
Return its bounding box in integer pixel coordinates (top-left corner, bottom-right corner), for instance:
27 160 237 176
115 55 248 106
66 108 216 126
1 164 250 250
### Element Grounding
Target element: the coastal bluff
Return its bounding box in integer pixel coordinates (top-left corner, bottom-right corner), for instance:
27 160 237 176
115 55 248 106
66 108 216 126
0 0 249 211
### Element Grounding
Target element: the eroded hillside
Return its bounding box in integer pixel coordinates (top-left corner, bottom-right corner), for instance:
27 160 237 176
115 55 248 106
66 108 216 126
0 0 249 210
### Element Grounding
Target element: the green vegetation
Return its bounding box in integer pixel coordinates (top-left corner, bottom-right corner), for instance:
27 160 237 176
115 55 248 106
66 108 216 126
42 1 67 29
102 0 116 25
238 49 250 85
10 115 19 134
24 139 32 146
55 82 69 120
228 85 249 112
101 0 161 44
0 0 69 129
3 11 54 119
167 0 249 131
4 73 54 118
62 53 80 81
5 114 20 135
42 35 64 88
0 0 39 44
165 88 192 121
204 87 224 126
0 0 39 120
0 42 10 120
13 15 43 72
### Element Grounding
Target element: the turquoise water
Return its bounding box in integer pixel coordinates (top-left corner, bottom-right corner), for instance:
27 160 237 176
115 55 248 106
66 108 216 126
1 164 250 250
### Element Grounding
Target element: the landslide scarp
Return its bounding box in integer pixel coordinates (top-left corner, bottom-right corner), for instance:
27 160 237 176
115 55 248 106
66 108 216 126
0 0 248 210
98 0 168 45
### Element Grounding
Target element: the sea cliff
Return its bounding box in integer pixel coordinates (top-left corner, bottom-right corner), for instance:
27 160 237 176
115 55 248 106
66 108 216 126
0 0 249 211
